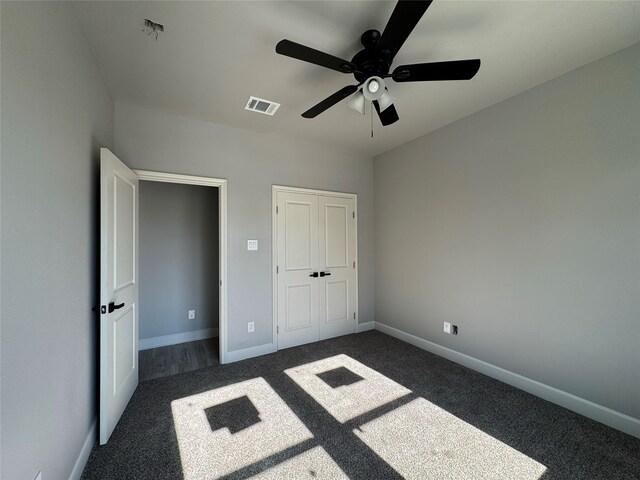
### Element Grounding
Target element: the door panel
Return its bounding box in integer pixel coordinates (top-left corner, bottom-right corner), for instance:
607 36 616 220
113 305 136 394
325 280 348 323
100 148 138 444
324 204 349 268
318 196 356 340
277 192 318 349
285 202 313 270
114 174 135 290
286 284 313 330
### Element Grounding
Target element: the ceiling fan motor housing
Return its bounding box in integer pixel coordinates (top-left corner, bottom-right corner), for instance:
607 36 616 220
351 29 393 83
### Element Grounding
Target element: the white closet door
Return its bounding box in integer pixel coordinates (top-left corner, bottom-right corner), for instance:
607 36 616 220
318 195 356 340
276 191 319 349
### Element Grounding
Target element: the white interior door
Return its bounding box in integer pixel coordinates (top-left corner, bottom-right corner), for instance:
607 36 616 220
276 189 356 350
318 196 356 340
100 148 139 444
276 191 319 349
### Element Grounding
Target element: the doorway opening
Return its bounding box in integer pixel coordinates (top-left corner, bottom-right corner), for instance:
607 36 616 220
135 170 228 380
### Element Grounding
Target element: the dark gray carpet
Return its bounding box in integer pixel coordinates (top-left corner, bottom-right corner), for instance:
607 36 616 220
81 331 640 479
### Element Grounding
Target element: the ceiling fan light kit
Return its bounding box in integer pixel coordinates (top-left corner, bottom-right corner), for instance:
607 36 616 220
347 91 366 115
378 89 396 113
363 76 385 101
275 0 481 130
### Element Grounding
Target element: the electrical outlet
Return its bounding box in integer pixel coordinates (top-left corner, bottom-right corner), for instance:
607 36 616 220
188 310 195 320
247 239 258 251
443 322 459 335
248 322 255 333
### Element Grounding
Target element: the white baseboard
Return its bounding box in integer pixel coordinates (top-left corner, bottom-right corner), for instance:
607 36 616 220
68 418 96 480
139 327 219 350
225 342 277 364
374 321 640 439
356 321 375 333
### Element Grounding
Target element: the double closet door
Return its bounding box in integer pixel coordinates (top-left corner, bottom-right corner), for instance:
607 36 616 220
276 189 357 350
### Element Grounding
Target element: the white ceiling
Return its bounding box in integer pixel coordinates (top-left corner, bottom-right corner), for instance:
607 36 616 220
74 1 640 157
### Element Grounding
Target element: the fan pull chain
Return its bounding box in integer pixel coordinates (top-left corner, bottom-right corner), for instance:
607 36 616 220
370 101 374 138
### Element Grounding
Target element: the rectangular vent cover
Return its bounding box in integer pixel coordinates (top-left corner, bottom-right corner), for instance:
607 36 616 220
245 96 280 116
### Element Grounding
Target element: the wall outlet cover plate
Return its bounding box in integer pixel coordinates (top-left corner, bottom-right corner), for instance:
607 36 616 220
247 240 258 251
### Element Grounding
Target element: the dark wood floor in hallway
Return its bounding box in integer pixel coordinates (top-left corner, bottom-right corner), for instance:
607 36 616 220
139 337 219 382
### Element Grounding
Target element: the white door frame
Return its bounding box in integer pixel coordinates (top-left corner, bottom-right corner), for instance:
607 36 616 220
272 185 358 350
134 170 229 364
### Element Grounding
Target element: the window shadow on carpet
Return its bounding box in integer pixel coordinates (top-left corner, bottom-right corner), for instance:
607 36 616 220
205 395 261 434
316 366 364 388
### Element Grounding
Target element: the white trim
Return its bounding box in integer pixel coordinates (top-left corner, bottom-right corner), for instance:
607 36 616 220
135 170 223 187
139 327 219 350
225 342 277 364
272 184 358 198
356 321 375 333
375 321 640 439
134 170 229 364
68 418 97 480
271 185 359 352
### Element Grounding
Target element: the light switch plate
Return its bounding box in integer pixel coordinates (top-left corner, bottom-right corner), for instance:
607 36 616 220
443 322 451 334
247 240 258 251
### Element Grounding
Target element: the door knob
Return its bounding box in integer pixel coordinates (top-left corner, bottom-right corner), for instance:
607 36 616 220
108 301 125 313
320 272 332 277
309 272 319 278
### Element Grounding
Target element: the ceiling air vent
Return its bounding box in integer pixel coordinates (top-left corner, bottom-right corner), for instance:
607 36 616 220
245 96 280 116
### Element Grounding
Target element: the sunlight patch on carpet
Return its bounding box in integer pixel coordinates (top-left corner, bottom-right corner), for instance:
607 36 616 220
354 397 547 479
285 354 412 423
171 377 312 479
251 446 347 479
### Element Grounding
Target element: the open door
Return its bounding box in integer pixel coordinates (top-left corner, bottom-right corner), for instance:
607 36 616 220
100 148 139 444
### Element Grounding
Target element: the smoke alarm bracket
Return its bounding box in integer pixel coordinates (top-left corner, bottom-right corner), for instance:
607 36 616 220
143 19 164 40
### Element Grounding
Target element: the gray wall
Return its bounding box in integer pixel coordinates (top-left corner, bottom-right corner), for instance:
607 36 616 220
114 102 374 352
374 43 640 419
1 2 114 479
139 181 219 339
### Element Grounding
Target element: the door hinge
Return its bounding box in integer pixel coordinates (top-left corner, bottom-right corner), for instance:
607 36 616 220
277 326 279 334
353 312 356 319
101 305 106 314
276 266 279 274
353 261 356 268
353 211 355 219
276 206 279 214
220 280 222 287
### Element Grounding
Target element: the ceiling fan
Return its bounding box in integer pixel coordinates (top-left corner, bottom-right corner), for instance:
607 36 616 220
275 0 480 126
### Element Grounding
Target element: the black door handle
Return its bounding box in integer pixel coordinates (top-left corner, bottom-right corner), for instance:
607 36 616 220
320 272 331 277
108 302 125 313
309 272 319 278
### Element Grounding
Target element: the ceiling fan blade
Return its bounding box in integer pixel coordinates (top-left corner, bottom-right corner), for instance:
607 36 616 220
373 101 399 126
302 85 359 118
392 59 481 82
377 1 433 61
276 39 356 74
